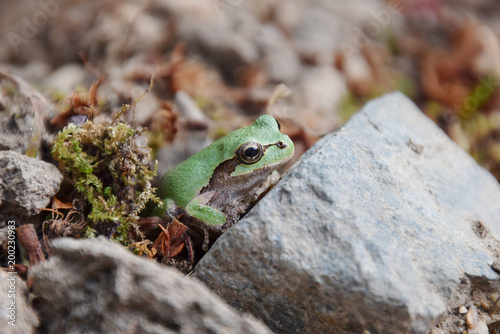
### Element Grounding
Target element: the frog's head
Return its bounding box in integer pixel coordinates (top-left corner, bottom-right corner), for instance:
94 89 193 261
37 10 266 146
228 115 294 176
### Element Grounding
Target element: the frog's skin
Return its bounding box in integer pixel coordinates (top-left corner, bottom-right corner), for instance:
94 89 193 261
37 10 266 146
153 115 294 238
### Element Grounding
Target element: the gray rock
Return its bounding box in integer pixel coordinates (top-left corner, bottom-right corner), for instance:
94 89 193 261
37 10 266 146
29 238 271 334
0 151 62 220
0 92 37 154
177 11 300 83
194 92 500 333
258 24 301 83
293 66 347 134
175 90 210 124
177 13 260 73
42 63 88 95
292 1 386 65
0 269 39 333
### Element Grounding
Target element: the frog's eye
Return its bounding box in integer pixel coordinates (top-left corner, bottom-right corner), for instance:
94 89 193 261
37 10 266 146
275 119 281 131
236 142 264 165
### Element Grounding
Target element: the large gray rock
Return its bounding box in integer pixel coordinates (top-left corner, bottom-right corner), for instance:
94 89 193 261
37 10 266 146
194 92 500 333
0 270 39 333
29 238 271 334
0 151 63 220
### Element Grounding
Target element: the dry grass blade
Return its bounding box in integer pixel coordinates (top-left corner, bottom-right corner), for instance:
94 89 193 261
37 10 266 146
266 83 291 114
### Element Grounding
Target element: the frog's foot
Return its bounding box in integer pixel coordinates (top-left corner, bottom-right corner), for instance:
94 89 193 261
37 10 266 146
220 196 247 229
183 217 212 252
185 192 246 251
151 198 180 220
201 227 210 252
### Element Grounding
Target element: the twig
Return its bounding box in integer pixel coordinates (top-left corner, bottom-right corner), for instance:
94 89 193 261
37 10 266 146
16 224 45 265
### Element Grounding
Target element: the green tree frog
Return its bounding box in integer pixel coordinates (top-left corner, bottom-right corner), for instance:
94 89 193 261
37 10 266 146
152 115 294 242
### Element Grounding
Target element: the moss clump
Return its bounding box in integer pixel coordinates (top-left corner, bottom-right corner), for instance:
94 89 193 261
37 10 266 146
51 121 162 245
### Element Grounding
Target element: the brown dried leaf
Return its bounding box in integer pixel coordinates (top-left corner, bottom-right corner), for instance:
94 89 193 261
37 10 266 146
50 77 102 129
52 197 74 210
152 219 188 258
148 101 178 143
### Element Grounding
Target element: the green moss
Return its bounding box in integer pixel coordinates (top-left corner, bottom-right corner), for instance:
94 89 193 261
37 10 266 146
338 92 364 124
424 101 444 122
50 90 66 103
83 226 97 239
194 94 224 120
394 75 416 99
458 78 496 121
338 77 417 125
52 121 162 245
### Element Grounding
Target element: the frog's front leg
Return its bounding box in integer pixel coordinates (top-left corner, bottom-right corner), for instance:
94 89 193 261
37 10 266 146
185 192 227 227
185 191 228 251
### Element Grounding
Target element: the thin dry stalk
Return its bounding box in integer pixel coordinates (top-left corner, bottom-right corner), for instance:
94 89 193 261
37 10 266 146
16 224 45 265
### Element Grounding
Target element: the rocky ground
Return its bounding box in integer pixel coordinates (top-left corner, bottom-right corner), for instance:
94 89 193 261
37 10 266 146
1 0 500 333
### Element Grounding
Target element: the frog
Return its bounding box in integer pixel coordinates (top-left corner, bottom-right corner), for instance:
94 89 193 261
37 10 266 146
152 114 294 249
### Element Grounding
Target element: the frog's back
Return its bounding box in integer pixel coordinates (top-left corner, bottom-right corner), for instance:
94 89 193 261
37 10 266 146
158 139 234 208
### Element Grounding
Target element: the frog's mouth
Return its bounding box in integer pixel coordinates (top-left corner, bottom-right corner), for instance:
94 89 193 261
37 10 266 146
265 140 293 156
266 141 289 150
259 140 293 167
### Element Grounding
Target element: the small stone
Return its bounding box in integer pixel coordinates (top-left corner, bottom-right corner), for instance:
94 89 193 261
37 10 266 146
466 306 488 334
293 66 347 134
177 11 300 83
459 306 468 314
0 93 37 154
175 90 210 123
0 151 63 220
42 63 88 94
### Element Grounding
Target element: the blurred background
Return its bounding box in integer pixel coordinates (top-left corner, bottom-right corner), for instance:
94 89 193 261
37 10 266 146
1 0 500 180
